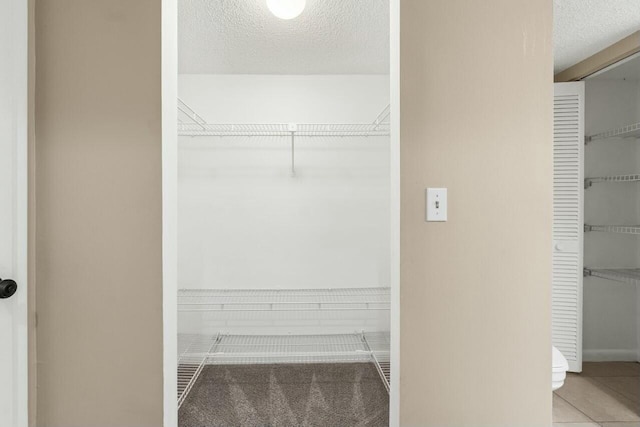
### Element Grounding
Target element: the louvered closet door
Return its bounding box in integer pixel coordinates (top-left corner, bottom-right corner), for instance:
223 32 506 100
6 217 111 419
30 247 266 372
553 82 584 373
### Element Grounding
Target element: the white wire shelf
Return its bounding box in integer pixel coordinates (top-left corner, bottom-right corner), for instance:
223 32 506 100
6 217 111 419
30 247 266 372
584 224 640 235
586 123 640 142
177 332 391 399
585 174 640 187
362 332 390 392
177 333 220 408
176 100 391 138
177 364 202 407
178 332 389 365
178 122 391 137
178 287 391 312
208 333 372 363
584 268 640 285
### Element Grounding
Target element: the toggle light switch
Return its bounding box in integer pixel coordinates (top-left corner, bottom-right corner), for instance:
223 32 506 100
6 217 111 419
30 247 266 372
426 188 447 222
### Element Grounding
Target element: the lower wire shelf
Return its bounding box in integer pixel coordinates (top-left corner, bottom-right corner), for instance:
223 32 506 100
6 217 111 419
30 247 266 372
585 173 640 188
362 332 391 393
584 224 640 235
584 268 640 285
177 364 203 407
177 333 220 407
177 332 391 407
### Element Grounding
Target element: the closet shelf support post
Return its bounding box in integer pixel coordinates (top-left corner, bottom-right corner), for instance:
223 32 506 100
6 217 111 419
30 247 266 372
288 123 297 177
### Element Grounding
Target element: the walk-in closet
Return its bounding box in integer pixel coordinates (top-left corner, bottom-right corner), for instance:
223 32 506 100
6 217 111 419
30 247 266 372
175 1 393 425
553 54 640 373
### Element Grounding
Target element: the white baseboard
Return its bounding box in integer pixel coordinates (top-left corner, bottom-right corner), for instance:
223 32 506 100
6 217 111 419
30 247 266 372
583 349 639 362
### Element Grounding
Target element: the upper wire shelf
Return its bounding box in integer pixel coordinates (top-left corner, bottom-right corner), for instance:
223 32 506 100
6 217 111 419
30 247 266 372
176 98 391 137
585 174 640 187
586 123 640 142
177 122 391 137
178 287 391 312
584 268 640 285
585 224 640 235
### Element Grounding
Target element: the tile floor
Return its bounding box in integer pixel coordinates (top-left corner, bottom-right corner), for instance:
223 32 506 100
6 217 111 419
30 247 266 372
553 362 640 427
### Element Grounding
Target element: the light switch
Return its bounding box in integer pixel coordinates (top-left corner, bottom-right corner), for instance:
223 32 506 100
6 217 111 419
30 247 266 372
426 188 447 222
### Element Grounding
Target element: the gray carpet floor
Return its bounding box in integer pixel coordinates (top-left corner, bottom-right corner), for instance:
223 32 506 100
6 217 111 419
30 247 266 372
179 363 389 427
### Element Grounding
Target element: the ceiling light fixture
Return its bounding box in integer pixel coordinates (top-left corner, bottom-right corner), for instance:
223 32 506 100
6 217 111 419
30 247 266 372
266 0 306 20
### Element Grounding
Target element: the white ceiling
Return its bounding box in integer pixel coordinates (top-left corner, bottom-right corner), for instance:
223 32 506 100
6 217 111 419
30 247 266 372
554 0 640 74
178 0 389 75
179 0 640 76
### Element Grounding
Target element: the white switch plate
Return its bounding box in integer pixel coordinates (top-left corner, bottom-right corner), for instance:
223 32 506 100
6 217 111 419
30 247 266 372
426 188 447 222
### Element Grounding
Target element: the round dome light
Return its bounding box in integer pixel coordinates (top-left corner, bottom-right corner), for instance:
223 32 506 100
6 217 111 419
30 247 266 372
266 0 306 20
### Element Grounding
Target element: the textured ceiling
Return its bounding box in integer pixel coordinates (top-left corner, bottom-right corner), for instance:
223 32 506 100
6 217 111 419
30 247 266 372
554 0 640 74
180 0 640 75
179 0 389 74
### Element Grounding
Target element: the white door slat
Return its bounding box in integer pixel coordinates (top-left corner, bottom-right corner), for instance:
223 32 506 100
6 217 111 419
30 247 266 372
552 82 584 373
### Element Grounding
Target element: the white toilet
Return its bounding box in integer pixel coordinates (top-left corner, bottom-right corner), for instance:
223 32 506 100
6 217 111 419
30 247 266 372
552 346 569 391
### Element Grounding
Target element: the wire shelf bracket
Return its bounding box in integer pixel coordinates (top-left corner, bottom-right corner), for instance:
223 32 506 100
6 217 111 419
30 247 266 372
373 104 390 129
177 98 208 130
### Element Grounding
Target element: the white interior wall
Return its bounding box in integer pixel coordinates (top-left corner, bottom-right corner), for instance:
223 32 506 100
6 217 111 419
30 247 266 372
177 75 390 335
584 78 640 361
637 81 640 362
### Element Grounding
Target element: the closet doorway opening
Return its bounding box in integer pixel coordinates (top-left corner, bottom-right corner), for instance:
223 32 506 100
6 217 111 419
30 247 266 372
162 1 400 426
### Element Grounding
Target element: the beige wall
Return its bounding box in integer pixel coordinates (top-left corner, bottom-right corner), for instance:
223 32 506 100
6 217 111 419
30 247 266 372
400 0 553 425
34 0 163 425
31 0 552 425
